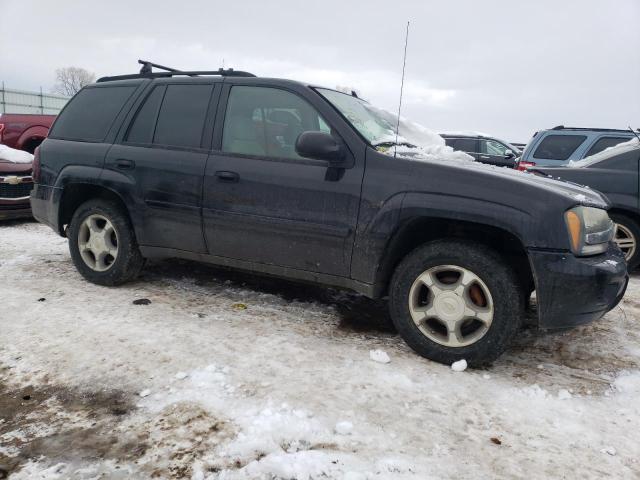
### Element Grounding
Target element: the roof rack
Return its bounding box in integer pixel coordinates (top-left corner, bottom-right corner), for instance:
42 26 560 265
97 59 256 83
551 125 639 133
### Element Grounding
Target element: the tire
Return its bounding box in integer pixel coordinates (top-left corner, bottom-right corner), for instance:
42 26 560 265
609 213 640 272
68 199 144 286
388 240 523 367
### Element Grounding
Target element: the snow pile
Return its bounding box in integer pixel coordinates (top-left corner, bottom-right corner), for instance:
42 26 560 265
365 104 474 164
335 420 353 435
0 144 33 164
369 349 391 364
450 359 468 372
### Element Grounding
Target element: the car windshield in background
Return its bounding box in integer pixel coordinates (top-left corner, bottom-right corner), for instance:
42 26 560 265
533 134 586 161
316 88 397 146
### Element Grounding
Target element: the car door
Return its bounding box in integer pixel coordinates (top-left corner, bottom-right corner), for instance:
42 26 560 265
202 83 364 277
104 81 219 253
478 139 514 167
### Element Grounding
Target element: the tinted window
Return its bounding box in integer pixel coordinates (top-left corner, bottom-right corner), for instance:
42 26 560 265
533 134 586 160
222 86 328 159
481 139 507 156
585 137 630 158
125 86 164 144
50 86 136 141
153 84 213 148
448 138 477 153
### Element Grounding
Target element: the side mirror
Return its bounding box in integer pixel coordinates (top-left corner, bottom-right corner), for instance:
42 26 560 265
295 131 345 164
504 149 515 159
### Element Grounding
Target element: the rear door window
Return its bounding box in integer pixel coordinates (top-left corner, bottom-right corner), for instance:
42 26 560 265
533 134 586 160
49 86 137 141
153 84 213 148
585 137 630 158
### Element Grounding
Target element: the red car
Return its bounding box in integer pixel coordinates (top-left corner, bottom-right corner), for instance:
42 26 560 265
0 113 55 219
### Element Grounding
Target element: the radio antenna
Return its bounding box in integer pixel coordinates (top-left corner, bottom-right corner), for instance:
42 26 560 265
394 21 410 158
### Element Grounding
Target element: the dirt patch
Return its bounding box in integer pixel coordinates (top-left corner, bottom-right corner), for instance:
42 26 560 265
0 376 140 477
0 373 234 479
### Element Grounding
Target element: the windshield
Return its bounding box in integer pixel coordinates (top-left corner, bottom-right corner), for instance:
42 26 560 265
316 87 474 164
316 88 397 145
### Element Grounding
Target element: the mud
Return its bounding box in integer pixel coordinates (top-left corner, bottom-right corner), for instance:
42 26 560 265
0 375 140 476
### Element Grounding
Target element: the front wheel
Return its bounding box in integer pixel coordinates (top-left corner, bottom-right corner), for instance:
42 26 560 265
68 199 144 286
389 240 523 367
610 213 640 272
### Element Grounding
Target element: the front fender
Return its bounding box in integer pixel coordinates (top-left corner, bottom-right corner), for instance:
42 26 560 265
400 191 532 244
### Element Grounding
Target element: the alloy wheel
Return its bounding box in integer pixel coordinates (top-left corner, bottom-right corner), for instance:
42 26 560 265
77 214 119 272
614 223 636 261
408 265 494 347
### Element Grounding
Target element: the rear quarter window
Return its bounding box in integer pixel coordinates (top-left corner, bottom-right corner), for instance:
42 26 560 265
585 137 630 157
49 86 137 142
533 134 587 161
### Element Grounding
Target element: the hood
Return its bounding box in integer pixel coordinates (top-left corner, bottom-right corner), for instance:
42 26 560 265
397 152 609 209
0 160 33 175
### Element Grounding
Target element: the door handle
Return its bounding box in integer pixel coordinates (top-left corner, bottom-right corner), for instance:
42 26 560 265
115 159 135 170
215 171 239 183
479 155 490 160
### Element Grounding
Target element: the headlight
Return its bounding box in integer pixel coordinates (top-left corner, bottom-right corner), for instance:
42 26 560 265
564 206 614 256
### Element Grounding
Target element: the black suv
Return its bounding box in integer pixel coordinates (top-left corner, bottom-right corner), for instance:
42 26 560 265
30 63 628 366
440 133 521 168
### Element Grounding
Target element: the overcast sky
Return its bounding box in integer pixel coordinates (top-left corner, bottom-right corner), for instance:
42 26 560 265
1 0 638 142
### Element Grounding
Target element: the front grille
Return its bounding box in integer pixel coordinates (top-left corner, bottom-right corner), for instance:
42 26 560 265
0 181 33 198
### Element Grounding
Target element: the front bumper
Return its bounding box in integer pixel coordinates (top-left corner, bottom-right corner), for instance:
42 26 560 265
0 174 33 220
529 243 628 329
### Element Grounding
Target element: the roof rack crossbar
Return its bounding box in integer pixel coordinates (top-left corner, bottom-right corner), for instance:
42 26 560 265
138 59 182 74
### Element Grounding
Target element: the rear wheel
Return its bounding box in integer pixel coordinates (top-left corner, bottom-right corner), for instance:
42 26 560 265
389 240 523 367
610 213 640 272
68 199 144 286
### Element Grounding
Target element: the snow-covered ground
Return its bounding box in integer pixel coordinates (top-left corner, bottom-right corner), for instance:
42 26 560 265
1 220 639 479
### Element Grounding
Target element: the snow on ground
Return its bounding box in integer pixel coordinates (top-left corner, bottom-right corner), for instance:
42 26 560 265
0 145 33 164
1 220 640 479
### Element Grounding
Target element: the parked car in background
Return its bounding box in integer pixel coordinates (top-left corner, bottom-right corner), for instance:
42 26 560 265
0 113 56 153
0 145 34 219
517 126 638 170
510 142 527 152
0 114 54 219
440 132 521 168
30 63 628 366
530 138 640 270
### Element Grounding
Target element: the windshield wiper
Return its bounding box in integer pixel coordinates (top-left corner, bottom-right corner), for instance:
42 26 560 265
373 140 417 149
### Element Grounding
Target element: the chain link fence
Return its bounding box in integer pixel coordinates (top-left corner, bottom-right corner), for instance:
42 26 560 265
0 83 69 115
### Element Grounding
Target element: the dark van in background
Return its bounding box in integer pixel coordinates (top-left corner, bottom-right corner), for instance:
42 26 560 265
440 132 520 168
